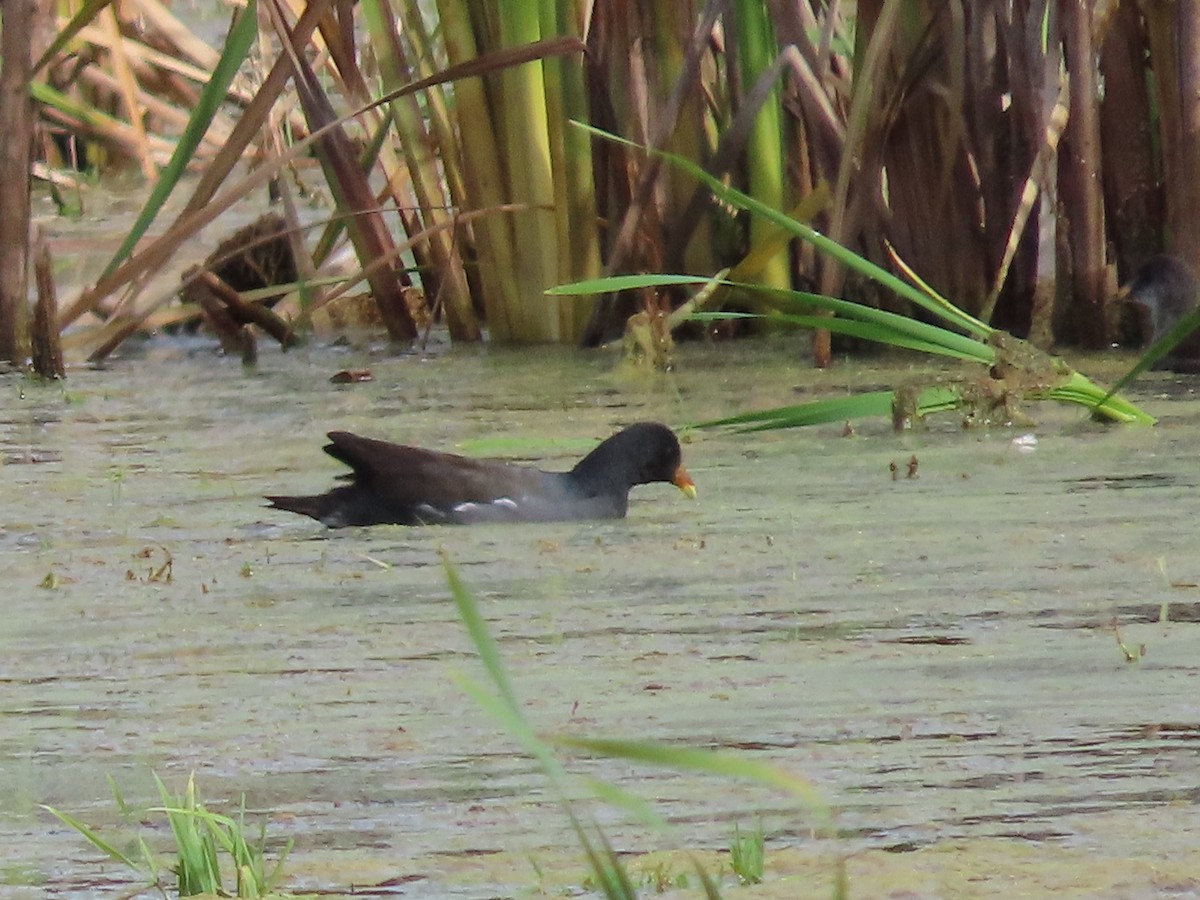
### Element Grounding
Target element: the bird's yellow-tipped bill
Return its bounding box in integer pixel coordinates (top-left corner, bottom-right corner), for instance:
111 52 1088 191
673 466 697 499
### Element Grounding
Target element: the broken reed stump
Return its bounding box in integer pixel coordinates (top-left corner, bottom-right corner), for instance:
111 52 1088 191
31 229 64 379
185 268 259 366
194 268 293 346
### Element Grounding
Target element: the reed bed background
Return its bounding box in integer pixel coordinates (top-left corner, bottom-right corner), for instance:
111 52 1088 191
0 1 1195 369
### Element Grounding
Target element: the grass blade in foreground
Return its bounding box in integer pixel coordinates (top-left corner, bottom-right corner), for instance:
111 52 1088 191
1104 303 1200 403
41 805 144 873
554 737 831 824
443 555 843 897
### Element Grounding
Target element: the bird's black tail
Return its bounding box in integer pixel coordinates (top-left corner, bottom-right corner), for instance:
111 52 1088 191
265 494 327 522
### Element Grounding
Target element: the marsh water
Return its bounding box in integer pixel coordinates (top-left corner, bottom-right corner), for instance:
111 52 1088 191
4 337 1200 898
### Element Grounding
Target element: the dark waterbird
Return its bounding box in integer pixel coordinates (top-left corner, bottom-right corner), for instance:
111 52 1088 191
1123 254 1200 371
266 422 697 527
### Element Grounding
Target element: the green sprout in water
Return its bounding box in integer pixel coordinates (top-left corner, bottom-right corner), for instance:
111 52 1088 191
109 468 125 504
729 820 765 885
637 859 690 892
43 771 291 898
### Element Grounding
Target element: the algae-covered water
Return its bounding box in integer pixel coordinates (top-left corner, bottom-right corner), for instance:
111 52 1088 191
3 337 1200 898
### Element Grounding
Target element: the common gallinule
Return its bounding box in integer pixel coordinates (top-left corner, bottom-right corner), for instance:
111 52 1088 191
266 422 696 527
1122 254 1200 370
